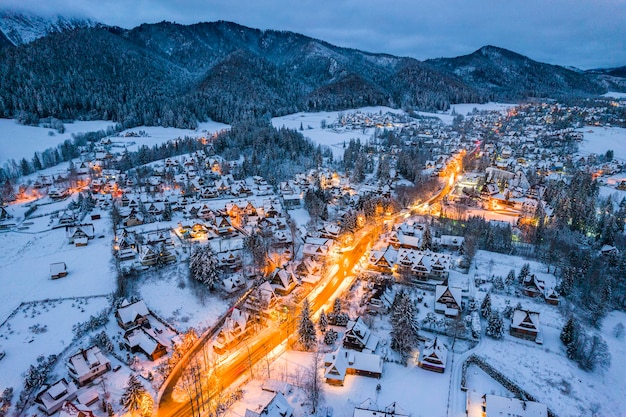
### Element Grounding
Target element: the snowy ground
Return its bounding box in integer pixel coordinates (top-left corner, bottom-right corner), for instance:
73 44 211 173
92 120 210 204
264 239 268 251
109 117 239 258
0 212 116 323
577 125 626 161
0 118 229 166
0 296 111 390
112 121 230 153
271 103 514 160
225 348 450 417
602 91 626 99
136 262 232 333
0 119 117 164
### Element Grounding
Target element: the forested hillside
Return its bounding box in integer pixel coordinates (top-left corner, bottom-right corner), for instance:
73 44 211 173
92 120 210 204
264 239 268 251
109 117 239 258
0 20 614 129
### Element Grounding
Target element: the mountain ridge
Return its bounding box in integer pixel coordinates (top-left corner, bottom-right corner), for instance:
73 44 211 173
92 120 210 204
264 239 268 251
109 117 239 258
0 8 99 46
0 11 622 128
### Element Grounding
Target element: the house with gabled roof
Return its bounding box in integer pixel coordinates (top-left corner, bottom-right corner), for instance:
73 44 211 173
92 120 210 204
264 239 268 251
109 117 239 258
123 327 168 361
418 337 448 373
116 299 150 330
324 348 383 386
544 287 559 305
510 309 540 341
522 274 545 298
243 281 278 314
434 285 463 317
67 346 111 386
214 308 252 354
58 401 97 417
269 267 298 295
296 257 323 284
302 242 330 260
368 246 398 272
66 224 95 246
36 379 78 415
244 392 293 417
343 317 379 352
50 262 68 279
221 274 247 293
320 222 341 239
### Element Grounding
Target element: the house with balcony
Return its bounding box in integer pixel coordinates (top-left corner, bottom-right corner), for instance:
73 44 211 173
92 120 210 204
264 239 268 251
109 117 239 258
418 337 448 373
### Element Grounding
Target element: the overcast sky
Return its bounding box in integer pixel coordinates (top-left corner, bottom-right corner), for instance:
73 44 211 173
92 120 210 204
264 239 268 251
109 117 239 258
4 0 626 69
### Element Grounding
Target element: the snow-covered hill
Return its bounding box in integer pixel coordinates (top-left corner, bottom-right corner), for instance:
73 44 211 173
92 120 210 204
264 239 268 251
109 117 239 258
0 8 99 46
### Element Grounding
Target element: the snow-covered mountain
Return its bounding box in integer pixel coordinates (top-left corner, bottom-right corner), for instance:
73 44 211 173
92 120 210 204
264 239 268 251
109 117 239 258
0 8 99 46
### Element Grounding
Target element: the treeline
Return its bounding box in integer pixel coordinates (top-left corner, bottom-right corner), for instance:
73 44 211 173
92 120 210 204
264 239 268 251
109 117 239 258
538 171 626 324
214 119 322 184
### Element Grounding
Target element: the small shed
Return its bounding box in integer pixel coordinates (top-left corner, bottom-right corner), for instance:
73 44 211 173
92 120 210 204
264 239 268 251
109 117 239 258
50 262 68 279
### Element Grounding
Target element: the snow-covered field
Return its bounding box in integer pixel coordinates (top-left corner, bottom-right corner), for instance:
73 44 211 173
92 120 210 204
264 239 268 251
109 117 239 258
602 91 626 99
0 296 111 390
0 213 115 322
0 119 117 164
137 262 231 333
0 118 230 166
577 126 626 161
112 121 230 153
226 348 450 417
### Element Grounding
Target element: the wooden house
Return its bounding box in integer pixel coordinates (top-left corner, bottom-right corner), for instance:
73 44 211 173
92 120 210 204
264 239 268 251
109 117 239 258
50 262 68 279
510 309 540 341
434 285 462 317
66 224 95 246
343 317 379 352
522 275 545 298
123 328 167 361
269 267 297 295
418 337 447 373
324 348 383 386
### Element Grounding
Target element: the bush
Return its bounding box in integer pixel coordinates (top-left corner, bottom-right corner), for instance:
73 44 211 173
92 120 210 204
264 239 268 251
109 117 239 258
324 329 338 345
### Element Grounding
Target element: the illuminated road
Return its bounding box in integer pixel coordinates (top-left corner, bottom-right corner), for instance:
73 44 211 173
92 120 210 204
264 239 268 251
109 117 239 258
157 224 378 417
157 148 469 417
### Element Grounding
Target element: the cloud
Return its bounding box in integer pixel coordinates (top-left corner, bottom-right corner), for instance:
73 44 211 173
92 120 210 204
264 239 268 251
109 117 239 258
2 0 625 69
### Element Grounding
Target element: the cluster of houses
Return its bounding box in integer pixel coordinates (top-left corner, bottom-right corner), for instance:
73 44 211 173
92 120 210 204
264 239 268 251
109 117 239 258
34 299 176 415
368 220 462 283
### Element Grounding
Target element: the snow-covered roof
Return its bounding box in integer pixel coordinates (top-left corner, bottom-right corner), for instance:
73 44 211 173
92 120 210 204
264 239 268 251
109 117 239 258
484 394 547 417
116 299 149 327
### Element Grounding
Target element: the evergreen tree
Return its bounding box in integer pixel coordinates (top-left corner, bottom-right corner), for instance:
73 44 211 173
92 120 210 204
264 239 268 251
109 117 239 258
318 310 328 333
162 203 173 221
298 299 316 351
485 310 504 339
189 244 220 290
333 298 342 314
480 293 492 319
120 375 151 416
390 290 420 363
560 316 576 346
421 227 432 251
244 231 268 275
518 263 530 284
323 329 338 345
505 269 516 286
